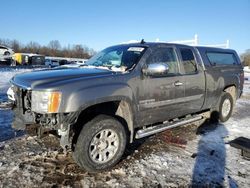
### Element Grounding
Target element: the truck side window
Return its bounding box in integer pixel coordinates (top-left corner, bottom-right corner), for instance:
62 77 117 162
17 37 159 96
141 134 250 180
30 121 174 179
180 48 197 74
147 48 179 75
206 52 238 65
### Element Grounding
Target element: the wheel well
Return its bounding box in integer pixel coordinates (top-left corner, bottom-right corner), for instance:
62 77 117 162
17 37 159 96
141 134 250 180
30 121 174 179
223 85 237 104
72 100 134 150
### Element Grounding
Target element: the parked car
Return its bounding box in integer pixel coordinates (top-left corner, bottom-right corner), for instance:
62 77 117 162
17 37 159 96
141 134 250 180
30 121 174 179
0 45 14 57
75 60 87 65
0 45 14 63
8 42 244 172
45 59 60 67
59 59 70 65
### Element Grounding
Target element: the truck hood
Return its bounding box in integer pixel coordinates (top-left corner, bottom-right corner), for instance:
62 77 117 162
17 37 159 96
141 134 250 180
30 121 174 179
11 67 115 90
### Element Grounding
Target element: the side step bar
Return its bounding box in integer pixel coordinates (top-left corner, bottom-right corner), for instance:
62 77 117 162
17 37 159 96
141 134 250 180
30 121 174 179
135 116 203 139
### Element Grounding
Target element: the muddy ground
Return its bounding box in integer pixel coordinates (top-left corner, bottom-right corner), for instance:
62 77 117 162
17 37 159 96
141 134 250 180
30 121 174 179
0 107 250 187
0 123 200 187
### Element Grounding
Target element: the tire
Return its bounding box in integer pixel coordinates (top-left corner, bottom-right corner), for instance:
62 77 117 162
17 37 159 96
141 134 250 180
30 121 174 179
211 92 234 123
4 51 10 56
219 92 234 122
73 114 127 172
11 60 17 66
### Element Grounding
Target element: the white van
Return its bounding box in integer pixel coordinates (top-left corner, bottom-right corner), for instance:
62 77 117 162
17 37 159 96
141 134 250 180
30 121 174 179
45 59 60 67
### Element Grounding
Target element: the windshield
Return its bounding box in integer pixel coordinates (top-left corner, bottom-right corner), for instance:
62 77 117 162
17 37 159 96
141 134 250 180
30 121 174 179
86 46 146 72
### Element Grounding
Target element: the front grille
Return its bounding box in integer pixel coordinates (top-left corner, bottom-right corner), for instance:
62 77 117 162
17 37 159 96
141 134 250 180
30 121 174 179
13 86 22 109
13 86 31 114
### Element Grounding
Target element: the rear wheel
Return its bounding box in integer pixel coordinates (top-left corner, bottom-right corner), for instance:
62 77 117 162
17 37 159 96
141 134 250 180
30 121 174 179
73 115 127 172
211 92 234 123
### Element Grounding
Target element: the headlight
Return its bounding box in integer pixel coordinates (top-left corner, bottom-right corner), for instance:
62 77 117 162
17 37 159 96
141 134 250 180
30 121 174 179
7 86 15 101
32 91 62 113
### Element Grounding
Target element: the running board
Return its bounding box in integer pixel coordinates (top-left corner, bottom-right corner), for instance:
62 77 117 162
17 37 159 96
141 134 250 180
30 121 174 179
135 116 203 139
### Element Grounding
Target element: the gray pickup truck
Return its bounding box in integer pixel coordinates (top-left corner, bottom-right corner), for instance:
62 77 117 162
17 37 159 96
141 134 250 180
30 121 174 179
8 42 244 171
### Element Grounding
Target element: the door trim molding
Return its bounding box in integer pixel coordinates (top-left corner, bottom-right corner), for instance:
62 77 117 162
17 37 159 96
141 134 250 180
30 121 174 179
139 94 203 109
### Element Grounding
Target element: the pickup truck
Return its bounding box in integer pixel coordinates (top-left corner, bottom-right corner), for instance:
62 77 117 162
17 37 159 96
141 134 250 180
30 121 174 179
8 42 244 172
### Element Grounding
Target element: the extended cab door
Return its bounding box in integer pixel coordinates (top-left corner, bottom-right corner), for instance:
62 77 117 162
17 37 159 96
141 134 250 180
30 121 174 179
138 46 185 125
177 47 206 114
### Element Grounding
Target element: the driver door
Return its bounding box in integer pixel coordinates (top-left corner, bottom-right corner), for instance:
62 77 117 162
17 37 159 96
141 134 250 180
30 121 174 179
138 46 185 125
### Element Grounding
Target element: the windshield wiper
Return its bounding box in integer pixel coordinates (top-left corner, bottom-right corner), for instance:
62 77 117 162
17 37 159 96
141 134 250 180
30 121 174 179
95 65 113 71
81 64 112 71
81 64 126 72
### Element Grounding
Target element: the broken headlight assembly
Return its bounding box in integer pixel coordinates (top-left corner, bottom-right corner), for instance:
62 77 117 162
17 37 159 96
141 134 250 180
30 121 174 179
31 91 62 113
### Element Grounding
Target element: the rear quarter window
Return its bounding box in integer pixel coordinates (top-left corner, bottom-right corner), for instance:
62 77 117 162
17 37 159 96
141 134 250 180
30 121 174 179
179 48 197 74
206 52 238 65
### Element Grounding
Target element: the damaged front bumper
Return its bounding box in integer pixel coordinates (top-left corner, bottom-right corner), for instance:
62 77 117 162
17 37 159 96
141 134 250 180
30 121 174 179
12 106 79 149
12 108 35 130
9 84 79 149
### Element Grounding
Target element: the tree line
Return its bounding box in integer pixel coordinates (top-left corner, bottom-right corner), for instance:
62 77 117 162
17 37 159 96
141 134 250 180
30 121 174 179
241 49 250 67
1 38 249 65
0 38 96 59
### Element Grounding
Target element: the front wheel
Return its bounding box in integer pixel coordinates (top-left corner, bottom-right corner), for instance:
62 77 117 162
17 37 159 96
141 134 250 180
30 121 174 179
73 115 127 172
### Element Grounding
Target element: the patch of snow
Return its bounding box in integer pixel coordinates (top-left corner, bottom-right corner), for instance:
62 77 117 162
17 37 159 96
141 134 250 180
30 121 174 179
0 68 249 187
244 66 250 81
0 68 33 94
244 66 250 73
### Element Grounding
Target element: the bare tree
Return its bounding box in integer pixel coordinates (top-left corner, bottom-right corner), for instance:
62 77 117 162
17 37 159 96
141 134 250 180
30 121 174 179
0 38 95 58
48 40 61 50
10 40 21 52
241 50 250 66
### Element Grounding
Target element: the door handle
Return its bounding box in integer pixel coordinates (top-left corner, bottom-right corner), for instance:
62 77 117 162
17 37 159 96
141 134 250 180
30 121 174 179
174 81 183 86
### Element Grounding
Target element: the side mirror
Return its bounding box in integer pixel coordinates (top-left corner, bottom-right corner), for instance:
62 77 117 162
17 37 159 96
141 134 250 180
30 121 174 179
142 63 169 76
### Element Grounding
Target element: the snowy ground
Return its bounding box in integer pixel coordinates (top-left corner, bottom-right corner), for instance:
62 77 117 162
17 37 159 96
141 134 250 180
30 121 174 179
0 68 34 142
0 67 250 187
0 68 33 100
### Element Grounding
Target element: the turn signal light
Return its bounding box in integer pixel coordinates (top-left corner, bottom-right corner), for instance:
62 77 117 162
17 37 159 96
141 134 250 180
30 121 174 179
48 92 62 113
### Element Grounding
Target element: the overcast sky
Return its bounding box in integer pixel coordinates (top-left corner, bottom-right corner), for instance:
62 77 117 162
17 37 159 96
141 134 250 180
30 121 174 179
1 0 249 53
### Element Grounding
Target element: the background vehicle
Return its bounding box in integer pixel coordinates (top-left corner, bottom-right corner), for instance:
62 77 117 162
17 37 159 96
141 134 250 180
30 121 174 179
8 42 244 172
59 59 70 65
74 60 86 65
14 53 45 66
0 45 14 64
0 45 14 57
45 59 60 67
